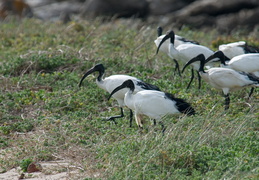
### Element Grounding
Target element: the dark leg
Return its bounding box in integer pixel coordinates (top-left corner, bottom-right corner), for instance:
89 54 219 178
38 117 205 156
186 68 194 89
159 121 166 135
104 107 124 124
129 109 133 127
173 59 181 77
224 94 230 110
196 71 202 89
153 119 156 126
248 87 254 98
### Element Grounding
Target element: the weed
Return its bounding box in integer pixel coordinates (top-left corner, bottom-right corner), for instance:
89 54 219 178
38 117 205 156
20 158 33 172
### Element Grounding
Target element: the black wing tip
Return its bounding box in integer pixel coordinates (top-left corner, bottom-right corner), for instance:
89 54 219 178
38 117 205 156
243 72 259 83
136 81 161 91
179 101 196 116
165 92 195 115
184 106 196 116
244 43 259 53
179 37 199 45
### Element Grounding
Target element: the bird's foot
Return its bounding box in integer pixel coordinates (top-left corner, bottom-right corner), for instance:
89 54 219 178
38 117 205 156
102 117 118 125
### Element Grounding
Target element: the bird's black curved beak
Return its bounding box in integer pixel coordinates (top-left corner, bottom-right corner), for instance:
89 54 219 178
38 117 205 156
108 83 126 101
182 54 205 73
78 66 96 87
205 50 226 64
156 34 169 55
156 30 175 55
108 79 134 101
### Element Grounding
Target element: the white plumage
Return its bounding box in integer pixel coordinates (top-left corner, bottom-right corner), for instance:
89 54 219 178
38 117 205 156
79 64 160 126
156 30 215 89
108 79 195 130
218 41 259 60
206 51 259 73
206 51 259 97
182 54 259 110
154 27 199 77
154 27 199 54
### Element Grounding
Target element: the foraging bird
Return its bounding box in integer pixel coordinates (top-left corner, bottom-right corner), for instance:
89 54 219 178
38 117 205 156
108 79 195 131
154 27 199 76
206 51 259 97
156 30 215 89
182 54 259 110
206 51 259 73
79 64 160 127
218 41 259 60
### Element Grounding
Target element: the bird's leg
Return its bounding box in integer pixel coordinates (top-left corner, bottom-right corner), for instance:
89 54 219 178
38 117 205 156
248 87 254 99
159 121 166 136
153 119 157 126
104 107 124 124
186 68 194 89
173 59 181 77
135 114 143 129
129 109 133 127
196 71 202 89
224 94 230 110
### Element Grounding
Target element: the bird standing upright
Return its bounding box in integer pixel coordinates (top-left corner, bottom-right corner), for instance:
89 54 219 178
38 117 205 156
154 27 199 76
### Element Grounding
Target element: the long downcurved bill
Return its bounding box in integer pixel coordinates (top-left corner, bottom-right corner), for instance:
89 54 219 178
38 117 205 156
156 34 170 55
108 83 126 101
182 54 205 73
205 50 226 65
78 67 96 87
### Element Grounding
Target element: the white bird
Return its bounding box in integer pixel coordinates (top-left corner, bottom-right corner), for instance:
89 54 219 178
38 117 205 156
206 51 259 97
156 30 215 89
182 54 259 110
154 27 199 54
108 79 195 132
218 41 259 60
79 63 160 127
206 51 259 72
154 27 199 76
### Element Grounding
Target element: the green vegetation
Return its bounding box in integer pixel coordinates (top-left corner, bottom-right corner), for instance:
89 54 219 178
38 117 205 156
0 18 258 179
20 158 33 172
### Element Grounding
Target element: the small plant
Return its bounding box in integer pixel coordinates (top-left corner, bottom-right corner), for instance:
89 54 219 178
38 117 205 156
0 137 8 148
20 158 33 172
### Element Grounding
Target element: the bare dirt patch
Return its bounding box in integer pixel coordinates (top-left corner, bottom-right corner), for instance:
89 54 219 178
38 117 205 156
0 160 100 179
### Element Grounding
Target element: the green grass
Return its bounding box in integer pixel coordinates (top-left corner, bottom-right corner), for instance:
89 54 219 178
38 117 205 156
0 18 258 179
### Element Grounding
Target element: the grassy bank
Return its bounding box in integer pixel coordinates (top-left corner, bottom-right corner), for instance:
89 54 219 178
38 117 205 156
0 18 258 179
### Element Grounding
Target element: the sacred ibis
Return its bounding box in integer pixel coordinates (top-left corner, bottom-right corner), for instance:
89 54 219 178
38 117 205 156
154 27 199 76
79 64 160 127
108 79 195 132
182 54 259 110
156 30 215 89
206 51 259 97
206 51 259 72
154 27 200 53
218 41 259 60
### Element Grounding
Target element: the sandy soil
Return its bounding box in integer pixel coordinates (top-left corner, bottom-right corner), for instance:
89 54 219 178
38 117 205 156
0 160 94 180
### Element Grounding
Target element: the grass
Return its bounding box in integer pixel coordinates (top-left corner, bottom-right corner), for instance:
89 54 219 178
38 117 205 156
0 17 258 179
